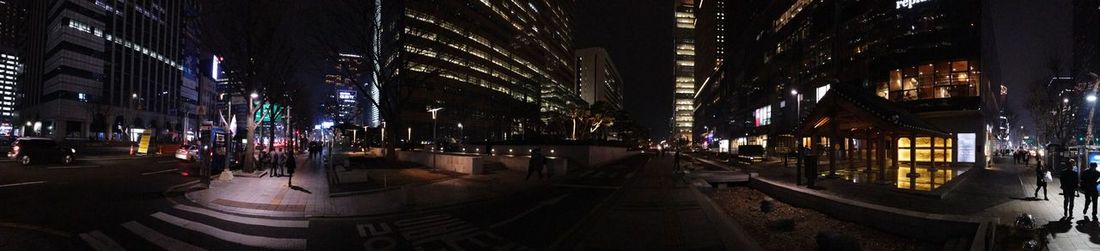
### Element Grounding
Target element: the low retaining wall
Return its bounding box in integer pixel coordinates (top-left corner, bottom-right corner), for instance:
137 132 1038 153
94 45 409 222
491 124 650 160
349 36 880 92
395 151 483 175
482 145 638 168
485 155 569 175
748 177 996 244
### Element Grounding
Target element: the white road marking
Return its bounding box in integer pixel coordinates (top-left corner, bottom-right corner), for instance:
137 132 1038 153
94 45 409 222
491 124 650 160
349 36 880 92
79 230 125 251
151 212 307 250
121 221 206 251
172 204 309 228
0 181 47 188
141 169 178 176
45 165 99 169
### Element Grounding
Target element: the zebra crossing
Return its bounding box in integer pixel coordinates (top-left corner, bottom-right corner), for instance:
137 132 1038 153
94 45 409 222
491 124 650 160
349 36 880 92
356 214 532 251
79 204 310 250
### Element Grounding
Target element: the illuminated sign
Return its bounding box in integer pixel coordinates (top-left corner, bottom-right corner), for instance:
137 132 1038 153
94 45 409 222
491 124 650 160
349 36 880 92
815 84 830 103
896 0 930 9
754 105 772 127
958 133 976 163
338 92 354 100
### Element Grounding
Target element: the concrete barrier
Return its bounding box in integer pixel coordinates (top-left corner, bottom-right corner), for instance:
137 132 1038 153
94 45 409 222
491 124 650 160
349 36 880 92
485 155 569 175
748 177 996 243
395 151 483 175
480 145 638 168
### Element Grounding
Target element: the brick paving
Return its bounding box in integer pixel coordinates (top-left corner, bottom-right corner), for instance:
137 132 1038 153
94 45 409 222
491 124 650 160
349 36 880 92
715 155 1100 250
186 152 553 217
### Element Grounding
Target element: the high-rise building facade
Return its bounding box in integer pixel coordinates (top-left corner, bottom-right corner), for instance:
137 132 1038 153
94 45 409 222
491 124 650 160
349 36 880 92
672 0 696 142
696 0 999 191
380 0 576 143
21 0 195 141
325 54 366 125
575 47 623 110
0 0 25 135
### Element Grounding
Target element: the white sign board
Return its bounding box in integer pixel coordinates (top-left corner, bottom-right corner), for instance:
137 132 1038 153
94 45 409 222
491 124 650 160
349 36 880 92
958 133 976 163
896 0 930 9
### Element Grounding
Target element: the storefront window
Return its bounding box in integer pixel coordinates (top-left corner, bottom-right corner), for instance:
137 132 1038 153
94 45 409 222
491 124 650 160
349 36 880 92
882 60 980 102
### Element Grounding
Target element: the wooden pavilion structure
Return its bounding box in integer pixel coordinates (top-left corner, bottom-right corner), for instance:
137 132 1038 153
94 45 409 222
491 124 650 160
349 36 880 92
794 84 960 191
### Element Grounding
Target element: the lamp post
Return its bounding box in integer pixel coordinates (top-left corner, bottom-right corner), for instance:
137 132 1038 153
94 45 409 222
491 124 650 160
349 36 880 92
792 89 803 186
458 123 464 145
427 107 443 148
1087 94 1098 146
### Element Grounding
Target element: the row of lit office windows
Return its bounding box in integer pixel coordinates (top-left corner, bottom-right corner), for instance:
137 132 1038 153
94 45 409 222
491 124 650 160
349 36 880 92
67 19 183 71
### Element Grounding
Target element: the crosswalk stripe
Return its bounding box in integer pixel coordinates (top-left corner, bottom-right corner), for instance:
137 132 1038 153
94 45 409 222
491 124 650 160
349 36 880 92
79 230 125 251
151 212 307 250
173 204 309 228
122 221 206 251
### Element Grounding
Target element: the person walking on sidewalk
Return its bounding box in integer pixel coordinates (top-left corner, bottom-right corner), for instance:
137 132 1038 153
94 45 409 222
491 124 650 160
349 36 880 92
526 148 547 180
1082 163 1100 220
1062 165 1080 219
673 149 682 170
1034 160 1049 200
286 152 297 186
273 148 285 177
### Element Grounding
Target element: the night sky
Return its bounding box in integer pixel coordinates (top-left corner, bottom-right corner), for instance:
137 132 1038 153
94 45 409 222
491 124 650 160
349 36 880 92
989 0 1073 133
575 0 674 139
573 0 1073 140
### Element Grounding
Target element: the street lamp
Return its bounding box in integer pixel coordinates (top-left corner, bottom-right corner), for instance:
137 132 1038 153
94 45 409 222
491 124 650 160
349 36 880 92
1088 94 1099 146
427 107 444 147
457 123 464 144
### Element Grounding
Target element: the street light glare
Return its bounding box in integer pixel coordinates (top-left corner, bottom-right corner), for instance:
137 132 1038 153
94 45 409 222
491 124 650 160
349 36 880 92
250 92 259 99
1088 95 1097 102
1064 98 1070 103
791 90 798 95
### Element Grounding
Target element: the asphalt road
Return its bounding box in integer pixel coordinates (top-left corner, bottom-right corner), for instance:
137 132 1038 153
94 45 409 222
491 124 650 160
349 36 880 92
0 154 650 250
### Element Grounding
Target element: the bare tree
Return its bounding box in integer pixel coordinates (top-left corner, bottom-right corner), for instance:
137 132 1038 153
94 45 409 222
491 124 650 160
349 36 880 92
199 0 301 172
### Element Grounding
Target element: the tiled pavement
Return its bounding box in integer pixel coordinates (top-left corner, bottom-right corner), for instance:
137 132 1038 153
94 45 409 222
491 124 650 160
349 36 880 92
722 155 1100 250
185 153 555 217
560 155 760 250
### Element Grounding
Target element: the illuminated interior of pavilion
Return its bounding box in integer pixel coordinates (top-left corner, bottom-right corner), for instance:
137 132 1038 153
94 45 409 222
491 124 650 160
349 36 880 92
794 84 968 192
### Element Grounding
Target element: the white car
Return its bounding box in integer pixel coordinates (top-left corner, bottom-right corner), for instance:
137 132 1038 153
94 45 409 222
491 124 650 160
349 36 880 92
175 145 198 161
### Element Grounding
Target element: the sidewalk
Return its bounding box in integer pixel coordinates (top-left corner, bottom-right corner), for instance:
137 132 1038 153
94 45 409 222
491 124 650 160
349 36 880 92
715 154 1100 250
558 155 760 250
184 153 554 218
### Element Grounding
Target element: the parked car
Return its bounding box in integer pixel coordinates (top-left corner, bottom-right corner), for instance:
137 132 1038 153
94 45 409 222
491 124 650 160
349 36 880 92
175 145 199 161
737 145 766 163
8 137 76 166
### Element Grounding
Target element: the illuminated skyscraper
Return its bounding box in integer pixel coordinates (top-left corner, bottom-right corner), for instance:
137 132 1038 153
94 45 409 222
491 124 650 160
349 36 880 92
672 0 697 141
380 0 576 142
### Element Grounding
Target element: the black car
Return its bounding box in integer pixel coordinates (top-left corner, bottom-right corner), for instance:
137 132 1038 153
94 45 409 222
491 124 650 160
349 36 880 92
8 138 76 166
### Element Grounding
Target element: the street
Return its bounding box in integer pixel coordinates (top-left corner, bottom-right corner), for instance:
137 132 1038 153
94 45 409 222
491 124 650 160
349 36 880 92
0 155 649 250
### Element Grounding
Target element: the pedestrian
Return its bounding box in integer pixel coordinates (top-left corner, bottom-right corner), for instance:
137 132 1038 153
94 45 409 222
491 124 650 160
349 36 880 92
526 148 546 180
1082 162 1100 220
1034 160 1049 200
674 149 681 170
273 148 284 177
286 152 297 187
1060 162 1079 219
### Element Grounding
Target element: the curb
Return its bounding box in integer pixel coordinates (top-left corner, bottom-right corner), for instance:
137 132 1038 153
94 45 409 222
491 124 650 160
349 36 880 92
181 185 311 218
690 185 764 251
